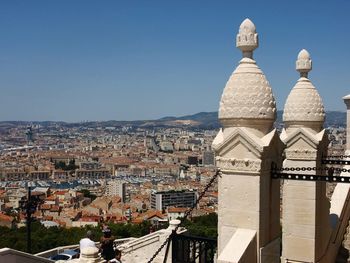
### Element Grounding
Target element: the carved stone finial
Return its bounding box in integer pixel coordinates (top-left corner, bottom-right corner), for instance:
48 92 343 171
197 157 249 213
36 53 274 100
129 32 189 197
236 18 258 58
219 19 276 133
283 49 325 130
296 49 312 78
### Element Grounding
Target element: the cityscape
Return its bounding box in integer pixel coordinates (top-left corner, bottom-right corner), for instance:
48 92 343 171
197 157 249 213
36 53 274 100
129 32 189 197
1 1 350 263
0 110 347 261
0 118 220 227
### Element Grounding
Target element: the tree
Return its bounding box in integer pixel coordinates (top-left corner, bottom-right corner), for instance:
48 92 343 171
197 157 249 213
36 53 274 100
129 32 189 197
0 214 217 254
54 159 78 171
182 213 218 239
79 189 97 201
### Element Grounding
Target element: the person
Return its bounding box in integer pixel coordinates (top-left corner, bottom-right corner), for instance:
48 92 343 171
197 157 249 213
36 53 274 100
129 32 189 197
80 230 97 251
109 249 122 263
100 227 115 261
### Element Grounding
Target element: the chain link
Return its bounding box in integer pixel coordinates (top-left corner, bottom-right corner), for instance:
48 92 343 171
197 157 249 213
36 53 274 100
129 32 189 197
276 166 350 173
324 155 350 159
146 169 220 263
146 234 173 263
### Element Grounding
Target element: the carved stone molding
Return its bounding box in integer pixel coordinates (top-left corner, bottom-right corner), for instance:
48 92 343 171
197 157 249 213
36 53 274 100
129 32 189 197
219 70 276 122
216 156 261 173
285 149 317 160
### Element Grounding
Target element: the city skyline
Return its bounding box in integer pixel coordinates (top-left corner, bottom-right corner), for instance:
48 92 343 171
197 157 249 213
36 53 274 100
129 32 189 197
0 1 349 122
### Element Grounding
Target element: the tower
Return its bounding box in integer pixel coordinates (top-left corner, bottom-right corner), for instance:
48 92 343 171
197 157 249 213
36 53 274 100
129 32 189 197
281 49 331 262
213 19 284 263
25 126 34 145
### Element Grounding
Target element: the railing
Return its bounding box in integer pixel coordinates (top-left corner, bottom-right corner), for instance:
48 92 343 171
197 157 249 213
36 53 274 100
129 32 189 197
172 233 217 263
0 248 53 263
114 237 137 248
35 244 80 259
117 232 162 255
35 237 136 259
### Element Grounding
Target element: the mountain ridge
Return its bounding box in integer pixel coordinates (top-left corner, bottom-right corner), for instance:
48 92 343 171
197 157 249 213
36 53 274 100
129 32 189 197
0 111 346 129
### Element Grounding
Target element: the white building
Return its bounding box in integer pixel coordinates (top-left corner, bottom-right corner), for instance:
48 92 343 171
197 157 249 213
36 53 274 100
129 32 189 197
105 179 126 202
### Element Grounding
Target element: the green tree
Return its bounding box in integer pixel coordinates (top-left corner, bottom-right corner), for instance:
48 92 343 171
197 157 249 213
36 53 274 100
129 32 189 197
0 214 217 254
0 221 152 254
79 189 97 201
182 213 218 239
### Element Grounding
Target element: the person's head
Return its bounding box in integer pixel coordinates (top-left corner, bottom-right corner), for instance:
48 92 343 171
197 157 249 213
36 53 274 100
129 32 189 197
102 227 111 238
115 249 121 260
86 230 93 239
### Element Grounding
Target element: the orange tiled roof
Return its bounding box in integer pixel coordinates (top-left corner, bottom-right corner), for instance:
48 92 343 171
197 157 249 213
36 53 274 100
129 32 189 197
43 215 53 221
40 204 51 210
100 157 139 165
50 205 60 212
132 218 144 224
79 216 100 222
31 191 45 196
167 207 188 213
0 213 14 222
136 210 167 221
54 220 66 227
45 195 56 201
55 190 68 195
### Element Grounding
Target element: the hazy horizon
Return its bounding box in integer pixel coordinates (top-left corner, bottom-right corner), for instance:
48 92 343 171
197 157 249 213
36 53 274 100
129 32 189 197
0 109 346 123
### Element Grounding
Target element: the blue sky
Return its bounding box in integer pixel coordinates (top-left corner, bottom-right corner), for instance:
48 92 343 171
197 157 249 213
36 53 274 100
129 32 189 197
0 1 349 122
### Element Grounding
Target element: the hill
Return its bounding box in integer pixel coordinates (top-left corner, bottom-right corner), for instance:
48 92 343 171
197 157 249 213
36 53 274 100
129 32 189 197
0 111 346 130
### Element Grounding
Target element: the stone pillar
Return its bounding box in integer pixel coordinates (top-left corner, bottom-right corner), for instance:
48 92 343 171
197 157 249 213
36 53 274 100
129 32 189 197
79 247 103 263
343 95 350 152
281 49 331 263
213 18 284 263
341 95 350 263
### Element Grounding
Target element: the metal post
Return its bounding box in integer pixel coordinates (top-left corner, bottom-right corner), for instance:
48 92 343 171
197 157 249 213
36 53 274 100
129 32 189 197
27 187 32 253
163 230 175 263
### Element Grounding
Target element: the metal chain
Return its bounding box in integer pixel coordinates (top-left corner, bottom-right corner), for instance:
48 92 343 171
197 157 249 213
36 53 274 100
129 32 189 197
324 155 350 159
271 156 350 173
275 166 350 173
146 234 173 263
272 172 350 184
146 169 220 263
182 171 219 222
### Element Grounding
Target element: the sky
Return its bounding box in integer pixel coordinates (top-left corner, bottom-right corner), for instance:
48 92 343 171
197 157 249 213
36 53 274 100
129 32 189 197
0 0 349 122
